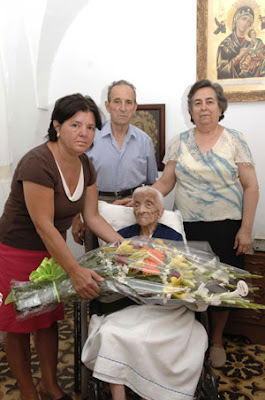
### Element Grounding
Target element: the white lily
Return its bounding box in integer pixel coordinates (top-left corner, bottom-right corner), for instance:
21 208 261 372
210 269 230 283
122 265 129 274
206 294 222 306
181 289 196 303
194 283 209 298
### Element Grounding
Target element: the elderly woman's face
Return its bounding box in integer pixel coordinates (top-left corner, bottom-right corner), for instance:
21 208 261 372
190 87 222 129
133 191 163 227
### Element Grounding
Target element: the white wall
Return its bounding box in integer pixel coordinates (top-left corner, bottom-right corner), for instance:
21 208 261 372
0 0 264 258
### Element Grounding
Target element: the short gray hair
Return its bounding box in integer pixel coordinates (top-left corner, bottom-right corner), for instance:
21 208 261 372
187 79 228 123
107 80 137 102
133 186 164 207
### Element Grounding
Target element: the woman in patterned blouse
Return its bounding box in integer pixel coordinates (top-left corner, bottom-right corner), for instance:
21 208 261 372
153 79 259 368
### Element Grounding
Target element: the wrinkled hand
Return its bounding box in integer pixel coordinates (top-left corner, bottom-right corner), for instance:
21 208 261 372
234 227 252 256
113 197 133 207
72 214 85 245
70 266 104 299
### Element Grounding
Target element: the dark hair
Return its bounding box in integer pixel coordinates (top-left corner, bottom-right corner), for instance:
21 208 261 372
187 79 228 123
47 93 102 142
107 80 136 102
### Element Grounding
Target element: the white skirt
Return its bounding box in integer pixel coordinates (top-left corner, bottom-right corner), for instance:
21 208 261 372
82 304 208 400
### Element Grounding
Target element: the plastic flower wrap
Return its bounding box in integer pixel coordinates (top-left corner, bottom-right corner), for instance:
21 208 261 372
5 237 265 320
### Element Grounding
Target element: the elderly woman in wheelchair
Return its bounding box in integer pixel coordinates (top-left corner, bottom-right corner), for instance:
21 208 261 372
81 187 208 400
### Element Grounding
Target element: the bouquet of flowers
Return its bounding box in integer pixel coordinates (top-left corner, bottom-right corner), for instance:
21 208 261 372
5 237 265 320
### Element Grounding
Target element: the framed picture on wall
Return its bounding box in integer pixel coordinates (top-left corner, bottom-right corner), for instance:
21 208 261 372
197 0 265 102
130 104 165 171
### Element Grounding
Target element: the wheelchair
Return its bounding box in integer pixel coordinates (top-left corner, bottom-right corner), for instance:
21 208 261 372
73 299 220 400
73 203 220 399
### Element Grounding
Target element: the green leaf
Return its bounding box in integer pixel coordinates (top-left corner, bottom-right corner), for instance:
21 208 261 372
4 292 13 305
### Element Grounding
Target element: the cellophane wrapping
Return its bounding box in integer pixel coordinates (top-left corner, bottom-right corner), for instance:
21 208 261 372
5 237 265 320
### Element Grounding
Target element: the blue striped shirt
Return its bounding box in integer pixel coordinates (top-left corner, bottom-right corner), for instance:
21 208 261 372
87 120 158 191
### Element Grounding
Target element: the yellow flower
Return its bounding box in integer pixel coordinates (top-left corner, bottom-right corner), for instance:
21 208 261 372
167 257 189 269
164 276 183 293
170 276 182 285
101 246 116 253
116 239 134 253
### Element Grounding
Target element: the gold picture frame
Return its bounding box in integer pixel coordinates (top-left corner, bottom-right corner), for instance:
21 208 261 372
130 104 165 171
197 0 265 102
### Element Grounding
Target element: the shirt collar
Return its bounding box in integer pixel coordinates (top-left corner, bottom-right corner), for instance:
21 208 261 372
101 120 136 139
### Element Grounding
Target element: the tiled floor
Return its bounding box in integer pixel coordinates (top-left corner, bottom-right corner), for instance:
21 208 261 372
1 305 265 400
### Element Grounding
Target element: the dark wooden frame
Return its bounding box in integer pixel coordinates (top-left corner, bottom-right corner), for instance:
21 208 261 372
197 0 265 102
131 104 165 171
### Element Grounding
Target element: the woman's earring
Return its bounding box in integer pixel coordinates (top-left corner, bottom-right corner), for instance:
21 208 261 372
57 131 60 139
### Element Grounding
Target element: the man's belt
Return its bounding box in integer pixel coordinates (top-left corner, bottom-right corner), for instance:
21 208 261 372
98 186 140 198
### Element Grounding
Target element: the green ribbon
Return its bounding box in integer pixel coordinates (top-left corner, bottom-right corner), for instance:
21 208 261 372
52 280 60 303
29 257 66 304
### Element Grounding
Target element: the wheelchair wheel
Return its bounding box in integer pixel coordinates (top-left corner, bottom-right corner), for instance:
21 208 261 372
200 359 220 400
85 377 103 400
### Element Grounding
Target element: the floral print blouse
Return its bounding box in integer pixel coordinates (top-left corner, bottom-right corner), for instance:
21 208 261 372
163 127 254 222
